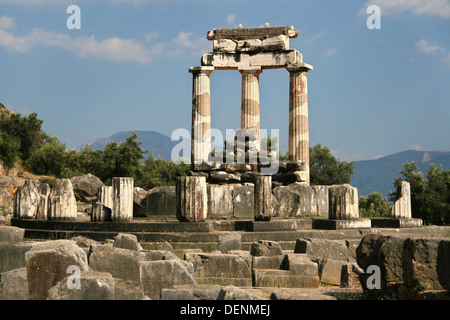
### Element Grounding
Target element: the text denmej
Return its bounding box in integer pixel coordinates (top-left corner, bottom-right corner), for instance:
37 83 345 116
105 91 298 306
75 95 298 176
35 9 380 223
180 303 270 317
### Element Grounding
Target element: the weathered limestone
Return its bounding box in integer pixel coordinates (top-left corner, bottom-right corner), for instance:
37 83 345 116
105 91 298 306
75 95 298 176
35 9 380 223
189 66 214 168
112 177 133 222
184 252 252 287
288 64 312 185
294 237 357 286
213 35 290 54
232 185 253 219
294 238 356 263
272 183 328 218
0 267 29 300
48 179 77 221
207 26 299 41
252 252 320 289
91 185 112 222
176 176 208 222
161 284 222 300
47 271 115 300
391 181 412 219
403 237 445 290
0 242 32 273
235 128 259 163
36 183 50 219
207 184 233 218
133 187 148 217
340 263 364 288
113 233 143 251
70 173 104 202
254 175 272 221
146 186 176 216
13 180 39 219
217 232 241 254
356 233 450 294
328 184 359 220
140 260 197 300
25 240 89 300
201 50 303 70
240 67 262 143
250 240 284 257
88 244 150 282
0 225 24 243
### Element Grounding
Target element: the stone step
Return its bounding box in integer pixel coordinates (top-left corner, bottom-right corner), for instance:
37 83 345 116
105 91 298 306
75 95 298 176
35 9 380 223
21 227 367 247
254 270 320 288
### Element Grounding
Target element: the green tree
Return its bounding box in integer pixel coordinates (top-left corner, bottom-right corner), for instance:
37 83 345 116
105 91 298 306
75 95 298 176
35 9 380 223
26 136 66 177
390 161 450 225
309 144 354 185
136 153 189 190
0 132 19 168
359 192 392 218
100 133 147 184
0 112 44 161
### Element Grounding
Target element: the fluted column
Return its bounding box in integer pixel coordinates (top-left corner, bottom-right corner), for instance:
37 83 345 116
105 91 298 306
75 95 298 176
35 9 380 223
189 66 214 168
288 64 312 185
239 66 262 144
112 177 133 222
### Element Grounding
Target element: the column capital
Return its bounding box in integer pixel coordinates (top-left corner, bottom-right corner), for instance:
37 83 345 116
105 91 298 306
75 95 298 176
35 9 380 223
287 62 313 73
189 66 214 75
238 66 262 75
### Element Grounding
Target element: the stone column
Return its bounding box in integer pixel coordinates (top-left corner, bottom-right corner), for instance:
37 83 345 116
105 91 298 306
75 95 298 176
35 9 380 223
48 179 77 221
189 66 214 169
254 175 272 221
176 176 207 222
391 181 412 219
239 66 262 144
14 180 39 219
112 177 133 222
92 186 113 222
328 184 359 220
288 64 312 185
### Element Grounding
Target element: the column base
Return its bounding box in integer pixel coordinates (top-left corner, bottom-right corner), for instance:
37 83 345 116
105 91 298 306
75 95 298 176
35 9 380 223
370 218 423 228
313 219 371 230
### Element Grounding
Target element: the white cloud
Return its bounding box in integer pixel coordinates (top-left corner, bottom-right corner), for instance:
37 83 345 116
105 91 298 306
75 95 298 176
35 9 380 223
165 31 210 57
143 31 159 43
361 0 450 19
227 14 236 25
0 16 16 30
415 39 445 55
324 48 338 57
0 16 208 64
374 154 384 160
300 32 325 45
443 52 450 68
415 39 450 68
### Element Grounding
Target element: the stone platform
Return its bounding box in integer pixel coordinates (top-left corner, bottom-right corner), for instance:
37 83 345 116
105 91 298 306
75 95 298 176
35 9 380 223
370 218 423 228
313 219 371 230
9 217 439 252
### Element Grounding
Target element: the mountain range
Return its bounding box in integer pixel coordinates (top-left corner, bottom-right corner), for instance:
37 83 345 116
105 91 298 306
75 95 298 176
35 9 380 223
77 130 450 198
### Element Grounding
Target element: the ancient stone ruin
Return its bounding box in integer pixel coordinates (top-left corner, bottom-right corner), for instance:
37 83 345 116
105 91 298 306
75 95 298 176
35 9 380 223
189 25 312 184
2 25 445 302
182 24 371 228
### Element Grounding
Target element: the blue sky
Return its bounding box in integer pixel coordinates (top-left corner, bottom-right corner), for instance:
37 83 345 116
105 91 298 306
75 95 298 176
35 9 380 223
0 0 449 161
